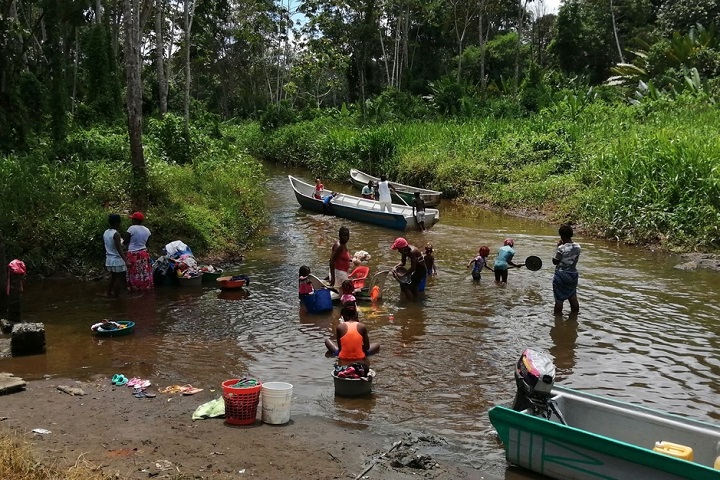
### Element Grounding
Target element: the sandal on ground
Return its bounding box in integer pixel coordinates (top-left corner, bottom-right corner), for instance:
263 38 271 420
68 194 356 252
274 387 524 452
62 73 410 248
159 385 186 394
111 374 122 385
128 379 151 389
180 385 203 395
114 375 129 386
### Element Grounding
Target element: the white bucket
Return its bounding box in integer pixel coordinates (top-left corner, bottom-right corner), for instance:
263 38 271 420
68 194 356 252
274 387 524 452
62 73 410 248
261 382 293 425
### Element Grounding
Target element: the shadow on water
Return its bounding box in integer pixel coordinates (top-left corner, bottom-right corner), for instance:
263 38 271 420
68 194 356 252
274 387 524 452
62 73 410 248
4 163 720 478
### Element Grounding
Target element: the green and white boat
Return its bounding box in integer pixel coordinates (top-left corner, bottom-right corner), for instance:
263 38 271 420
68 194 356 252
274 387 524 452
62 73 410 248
349 168 442 207
489 349 720 480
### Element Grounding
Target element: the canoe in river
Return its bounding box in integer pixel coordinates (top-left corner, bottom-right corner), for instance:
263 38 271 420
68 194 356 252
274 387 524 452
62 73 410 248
349 168 442 207
289 175 439 231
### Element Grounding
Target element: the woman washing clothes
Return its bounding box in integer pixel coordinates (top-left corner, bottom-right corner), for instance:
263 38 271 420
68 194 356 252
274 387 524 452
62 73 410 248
124 211 154 291
329 226 351 289
325 303 380 360
390 237 426 300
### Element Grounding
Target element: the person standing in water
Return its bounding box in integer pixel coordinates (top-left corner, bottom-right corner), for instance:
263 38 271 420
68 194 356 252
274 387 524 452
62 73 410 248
412 192 427 231
377 175 396 213
467 246 492 281
124 212 154 291
493 238 522 284
103 214 128 297
552 224 581 314
391 237 427 300
329 226 351 288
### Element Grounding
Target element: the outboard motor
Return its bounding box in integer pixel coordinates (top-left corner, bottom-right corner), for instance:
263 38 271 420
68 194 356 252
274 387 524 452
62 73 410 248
511 349 565 424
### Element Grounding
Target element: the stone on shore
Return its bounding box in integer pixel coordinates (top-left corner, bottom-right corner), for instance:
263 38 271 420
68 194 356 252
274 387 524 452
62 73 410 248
11 322 46 356
0 373 26 394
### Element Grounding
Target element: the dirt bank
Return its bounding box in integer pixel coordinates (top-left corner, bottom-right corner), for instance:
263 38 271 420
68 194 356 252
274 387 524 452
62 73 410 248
1 378 486 480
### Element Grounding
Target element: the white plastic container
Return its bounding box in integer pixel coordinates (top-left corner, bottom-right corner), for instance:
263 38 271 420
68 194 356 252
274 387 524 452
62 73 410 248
261 382 293 425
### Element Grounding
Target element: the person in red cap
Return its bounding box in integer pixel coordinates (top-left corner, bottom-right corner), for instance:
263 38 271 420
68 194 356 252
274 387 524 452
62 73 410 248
390 237 426 300
493 238 523 284
124 212 154 291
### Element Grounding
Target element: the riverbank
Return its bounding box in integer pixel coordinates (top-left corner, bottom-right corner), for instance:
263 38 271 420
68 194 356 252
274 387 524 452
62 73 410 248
0 378 484 480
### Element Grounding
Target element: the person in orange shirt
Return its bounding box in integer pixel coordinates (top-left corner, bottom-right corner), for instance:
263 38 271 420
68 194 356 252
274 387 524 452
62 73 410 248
324 303 380 360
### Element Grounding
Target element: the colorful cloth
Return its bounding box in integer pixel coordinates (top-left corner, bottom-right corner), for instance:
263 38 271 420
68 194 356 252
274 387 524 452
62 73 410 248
127 250 154 291
553 270 578 302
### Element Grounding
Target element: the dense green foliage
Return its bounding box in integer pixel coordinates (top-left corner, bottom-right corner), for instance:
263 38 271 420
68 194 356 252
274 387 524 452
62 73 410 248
1 0 720 275
245 96 720 250
0 122 266 275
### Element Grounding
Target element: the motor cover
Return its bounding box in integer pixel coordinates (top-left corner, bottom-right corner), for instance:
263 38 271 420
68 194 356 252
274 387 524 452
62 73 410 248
515 348 556 399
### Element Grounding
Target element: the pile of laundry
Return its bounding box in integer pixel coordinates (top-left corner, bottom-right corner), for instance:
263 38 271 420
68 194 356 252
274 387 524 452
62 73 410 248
333 362 373 380
153 240 201 281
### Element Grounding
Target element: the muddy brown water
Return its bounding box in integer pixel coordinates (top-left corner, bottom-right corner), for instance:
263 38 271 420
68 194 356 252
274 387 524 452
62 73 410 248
4 164 720 479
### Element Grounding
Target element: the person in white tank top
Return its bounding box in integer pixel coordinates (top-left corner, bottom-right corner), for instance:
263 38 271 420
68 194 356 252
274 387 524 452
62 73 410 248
103 214 128 297
377 174 397 213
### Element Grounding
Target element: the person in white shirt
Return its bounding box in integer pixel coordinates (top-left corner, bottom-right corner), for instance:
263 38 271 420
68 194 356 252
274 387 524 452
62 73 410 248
377 175 396 213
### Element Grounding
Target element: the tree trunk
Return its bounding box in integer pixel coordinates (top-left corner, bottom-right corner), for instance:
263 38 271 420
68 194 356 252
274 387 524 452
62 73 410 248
610 0 625 63
184 0 195 127
96 0 103 22
0 231 7 317
478 0 487 95
124 0 147 209
156 0 168 117
514 0 528 95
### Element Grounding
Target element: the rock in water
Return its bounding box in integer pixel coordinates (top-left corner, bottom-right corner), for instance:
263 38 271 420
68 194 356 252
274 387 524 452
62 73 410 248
11 323 45 356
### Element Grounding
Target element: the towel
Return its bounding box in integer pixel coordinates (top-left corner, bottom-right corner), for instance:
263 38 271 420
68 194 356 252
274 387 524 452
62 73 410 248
192 397 225 421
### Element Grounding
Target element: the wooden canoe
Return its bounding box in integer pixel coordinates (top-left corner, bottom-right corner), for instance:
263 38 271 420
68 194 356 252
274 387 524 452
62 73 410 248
289 175 439 231
489 385 720 480
349 168 442 207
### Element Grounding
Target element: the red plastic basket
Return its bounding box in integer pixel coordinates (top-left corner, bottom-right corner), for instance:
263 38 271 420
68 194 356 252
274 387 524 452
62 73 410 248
222 379 262 425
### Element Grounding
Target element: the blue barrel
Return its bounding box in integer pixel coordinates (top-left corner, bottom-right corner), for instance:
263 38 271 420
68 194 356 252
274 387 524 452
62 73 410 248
302 289 333 313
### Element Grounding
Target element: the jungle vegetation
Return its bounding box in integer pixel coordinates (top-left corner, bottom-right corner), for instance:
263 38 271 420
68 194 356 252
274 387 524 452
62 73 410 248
0 0 719 276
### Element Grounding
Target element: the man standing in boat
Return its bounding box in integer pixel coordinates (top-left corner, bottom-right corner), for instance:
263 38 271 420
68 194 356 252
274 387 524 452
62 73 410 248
377 175 397 213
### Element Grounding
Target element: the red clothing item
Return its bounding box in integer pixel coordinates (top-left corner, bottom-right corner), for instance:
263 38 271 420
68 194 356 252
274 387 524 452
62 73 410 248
334 247 351 272
314 183 324 199
338 322 365 360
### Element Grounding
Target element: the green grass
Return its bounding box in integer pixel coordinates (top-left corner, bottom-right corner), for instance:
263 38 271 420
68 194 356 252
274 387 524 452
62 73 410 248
0 123 268 275
243 98 720 250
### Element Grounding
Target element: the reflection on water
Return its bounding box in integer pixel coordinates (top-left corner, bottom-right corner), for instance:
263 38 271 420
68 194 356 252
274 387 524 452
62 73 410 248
4 164 720 478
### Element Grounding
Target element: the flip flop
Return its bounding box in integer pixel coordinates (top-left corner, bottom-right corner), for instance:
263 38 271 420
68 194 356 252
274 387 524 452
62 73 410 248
128 379 151 389
111 374 121 385
180 385 203 395
115 375 128 386
134 391 157 399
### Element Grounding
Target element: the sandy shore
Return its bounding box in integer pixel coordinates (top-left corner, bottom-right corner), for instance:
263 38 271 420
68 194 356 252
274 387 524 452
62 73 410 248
1 377 490 480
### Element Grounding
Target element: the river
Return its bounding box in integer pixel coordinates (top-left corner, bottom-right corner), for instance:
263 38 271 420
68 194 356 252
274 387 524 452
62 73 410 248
4 163 720 478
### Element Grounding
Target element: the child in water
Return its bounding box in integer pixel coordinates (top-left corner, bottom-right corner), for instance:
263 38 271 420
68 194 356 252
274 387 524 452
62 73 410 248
298 265 313 299
467 246 492 281
424 244 437 277
324 302 380 360
340 279 356 304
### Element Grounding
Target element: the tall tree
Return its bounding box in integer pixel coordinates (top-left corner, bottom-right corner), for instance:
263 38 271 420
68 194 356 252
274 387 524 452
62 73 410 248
155 0 168 117
124 0 147 207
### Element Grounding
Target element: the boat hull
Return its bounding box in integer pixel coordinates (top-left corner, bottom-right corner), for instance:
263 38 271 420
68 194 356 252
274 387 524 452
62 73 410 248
350 169 442 207
489 386 720 480
289 176 439 231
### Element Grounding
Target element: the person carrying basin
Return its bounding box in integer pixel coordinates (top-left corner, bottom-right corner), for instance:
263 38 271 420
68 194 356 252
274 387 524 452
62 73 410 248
390 237 426 300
